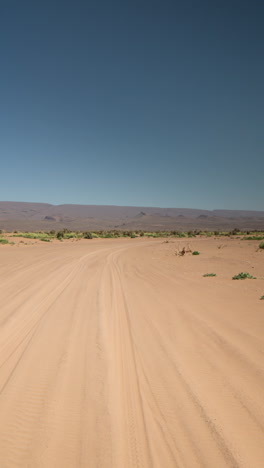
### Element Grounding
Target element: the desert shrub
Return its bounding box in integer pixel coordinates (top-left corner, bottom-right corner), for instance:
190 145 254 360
140 232 144 237
56 231 64 239
130 234 137 238
230 228 240 235
103 233 114 238
170 230 186 237
203 273 216 277
41 238 51 242
83 232 93 239
192 251 200 255
259 242 264 249
178 247 186 256
214 231 219 236
111 230 121 237
243 236 264 241
260 296 264 300
232 272 256 280
173 232 187 238
12 232 51 240
63 232 78 239
123 231 133 237
0 238 8 244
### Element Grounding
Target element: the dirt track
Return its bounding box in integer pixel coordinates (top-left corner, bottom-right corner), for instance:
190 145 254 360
0 238 264 467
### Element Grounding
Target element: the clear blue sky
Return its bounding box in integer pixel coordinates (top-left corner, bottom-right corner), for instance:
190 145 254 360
0 0 263 209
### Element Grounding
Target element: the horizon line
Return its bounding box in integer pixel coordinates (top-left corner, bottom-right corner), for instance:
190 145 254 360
0 200 263 213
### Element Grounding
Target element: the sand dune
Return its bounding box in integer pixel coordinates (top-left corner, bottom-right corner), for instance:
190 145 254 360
0 237 264 467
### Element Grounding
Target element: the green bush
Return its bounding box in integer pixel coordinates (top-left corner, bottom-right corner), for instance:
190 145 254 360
123 231 134 237
243 236 264 241
230 228 240 235
203 273 216 277
83 232 93 239
63 232 79 239
102 233 114 238
259 242 264 249
232 272 256 280
0 238 8 244
260 296 264 300
12 232 51 240
171 231 186 237
192 251 200 255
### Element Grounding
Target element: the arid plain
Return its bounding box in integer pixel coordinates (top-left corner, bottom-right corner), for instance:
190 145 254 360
0 236 264 467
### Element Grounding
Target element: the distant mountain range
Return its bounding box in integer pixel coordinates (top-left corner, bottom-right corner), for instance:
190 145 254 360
0 201 264 231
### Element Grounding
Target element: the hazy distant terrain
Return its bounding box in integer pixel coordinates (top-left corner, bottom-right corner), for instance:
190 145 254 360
0 201 264 231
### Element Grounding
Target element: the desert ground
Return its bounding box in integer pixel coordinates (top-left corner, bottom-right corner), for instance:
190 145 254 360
0 236 264 467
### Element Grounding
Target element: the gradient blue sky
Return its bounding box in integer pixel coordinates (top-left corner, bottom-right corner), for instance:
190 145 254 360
0 0 263 209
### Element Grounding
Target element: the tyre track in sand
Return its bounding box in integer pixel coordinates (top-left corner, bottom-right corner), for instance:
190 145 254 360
99 248 152 468
0 239 264 467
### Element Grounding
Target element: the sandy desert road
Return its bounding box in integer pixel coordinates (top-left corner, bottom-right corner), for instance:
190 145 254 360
0 238 264 467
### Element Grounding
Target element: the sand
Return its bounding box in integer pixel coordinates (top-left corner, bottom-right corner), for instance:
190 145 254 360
0 237 264 467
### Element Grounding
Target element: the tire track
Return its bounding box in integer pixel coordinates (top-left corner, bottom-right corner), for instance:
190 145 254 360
100 249 152 467
0 238 264 467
